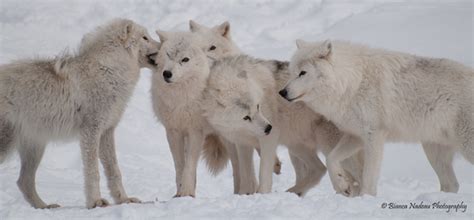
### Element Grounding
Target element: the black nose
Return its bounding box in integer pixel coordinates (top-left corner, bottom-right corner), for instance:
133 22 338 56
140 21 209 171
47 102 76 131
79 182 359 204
147 53 158 66
163 70 172 79
279 89 287 98
264 124 272 135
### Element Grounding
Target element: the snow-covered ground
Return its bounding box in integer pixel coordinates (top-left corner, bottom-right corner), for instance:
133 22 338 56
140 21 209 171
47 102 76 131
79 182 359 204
0 0 473 219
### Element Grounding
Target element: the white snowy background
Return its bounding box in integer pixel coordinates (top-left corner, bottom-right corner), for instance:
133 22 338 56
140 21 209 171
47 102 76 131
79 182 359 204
0 0 472 219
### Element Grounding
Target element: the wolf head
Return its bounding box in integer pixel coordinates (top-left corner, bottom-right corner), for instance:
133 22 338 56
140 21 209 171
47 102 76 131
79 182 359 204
154 31 209 84
79 19 160 69
203 57 273 137
189 20 241 60
280 39 338 104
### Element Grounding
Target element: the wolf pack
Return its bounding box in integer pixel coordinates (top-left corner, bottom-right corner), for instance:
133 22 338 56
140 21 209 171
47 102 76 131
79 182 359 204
0 18 472 209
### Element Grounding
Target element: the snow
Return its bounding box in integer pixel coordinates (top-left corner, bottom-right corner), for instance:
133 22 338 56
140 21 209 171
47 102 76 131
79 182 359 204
0 0 473 219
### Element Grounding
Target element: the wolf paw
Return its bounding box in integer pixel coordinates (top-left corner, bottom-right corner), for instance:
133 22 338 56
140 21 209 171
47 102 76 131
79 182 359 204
46 203 61 209
37 203 61 209
334 172 360 197
119 197 141 204
256 185 271 194
87 198 110 209
237 189 255 195
173 192 195 198
238 182 257 195
286 186 304 197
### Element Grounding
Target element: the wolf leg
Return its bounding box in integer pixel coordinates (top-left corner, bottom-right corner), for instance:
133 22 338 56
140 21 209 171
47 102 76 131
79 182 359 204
225 141 241 194
359 132 386 196
459 118 474 164
236 145 257 195
256 131 279 194
176 131 204 197
287 146 325 196
256 147 281 175
327 134 363 197
99 127 140 204
422 142 459 193
80 127 109 208
165 129 185 196
340 150 363 195
0 119 14 163
289 150 306 187
17 139 59 209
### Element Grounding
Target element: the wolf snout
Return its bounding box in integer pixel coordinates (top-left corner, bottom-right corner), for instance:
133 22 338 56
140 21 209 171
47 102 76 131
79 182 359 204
163 70 172 83
146 52 158 66
264 124 272 135
279 89 288 99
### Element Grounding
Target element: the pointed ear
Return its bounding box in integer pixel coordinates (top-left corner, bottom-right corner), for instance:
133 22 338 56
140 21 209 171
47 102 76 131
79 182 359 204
119 21 134 44
214 21 231 39
318 39 332 59
237 70 247 79
296 39 309 49
189 20 203 32
155 30 169 43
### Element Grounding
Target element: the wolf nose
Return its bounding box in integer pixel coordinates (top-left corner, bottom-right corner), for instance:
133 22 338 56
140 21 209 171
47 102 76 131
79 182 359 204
279 89 287 98
147 52 158 60
147 53 158 66
264 124 272 135
163 70 172 79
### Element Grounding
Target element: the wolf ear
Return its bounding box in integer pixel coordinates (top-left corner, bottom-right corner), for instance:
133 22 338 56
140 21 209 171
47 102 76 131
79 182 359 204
296 39 310 49
237 70 247 79
318 39 332 60
214 21 231 39
155 30 169 43
120 21 134 44
189 20 204 32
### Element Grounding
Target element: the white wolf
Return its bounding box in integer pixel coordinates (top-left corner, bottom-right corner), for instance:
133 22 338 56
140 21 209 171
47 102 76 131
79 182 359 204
152 20 249 197
151 31 221 197
189 20 241 60
189 20 283 178
202 55 364 196
0 19 160 208
280 40 473 196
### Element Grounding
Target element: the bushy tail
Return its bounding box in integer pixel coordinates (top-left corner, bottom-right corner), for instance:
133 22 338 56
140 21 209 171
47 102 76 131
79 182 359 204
202 134 229 176
0 120 15 164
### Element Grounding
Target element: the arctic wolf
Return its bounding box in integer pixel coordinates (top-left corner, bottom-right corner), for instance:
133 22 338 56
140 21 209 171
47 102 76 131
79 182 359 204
0 19 160 208
151 31 221 197
280 40 473 196
190 20 283 177
202 55 364 195
189 20 241 60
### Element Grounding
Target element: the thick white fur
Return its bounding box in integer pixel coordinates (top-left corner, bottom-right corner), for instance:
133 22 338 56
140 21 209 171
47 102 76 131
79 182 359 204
152 20 249 197
152 31 227 197
283 40 473 196
202 56 280 194
189 20 241 60
0 19 160 208
190 20 283 184
202 55 364 196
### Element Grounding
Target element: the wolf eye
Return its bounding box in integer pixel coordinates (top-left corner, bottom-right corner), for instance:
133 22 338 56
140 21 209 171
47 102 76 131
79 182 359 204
243 116 251 121
209 45 216 51
181 57 190 63
299 71 307 77
142 36 149 41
